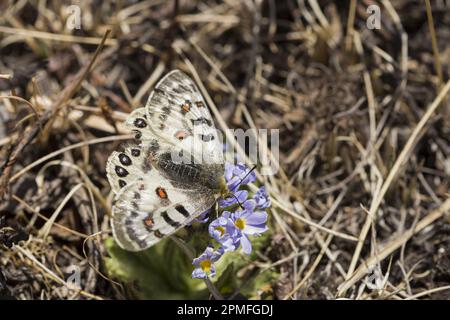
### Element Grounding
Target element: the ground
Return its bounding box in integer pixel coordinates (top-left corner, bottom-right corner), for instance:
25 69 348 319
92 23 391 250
0 0 449 300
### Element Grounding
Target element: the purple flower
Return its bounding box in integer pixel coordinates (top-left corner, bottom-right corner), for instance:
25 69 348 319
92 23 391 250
218 190 248 208
193 209 211 224
230 209 268 254
191 162 271 279
208 212 239 252
192 247 224 279
225 163 256 192
252 186 271 209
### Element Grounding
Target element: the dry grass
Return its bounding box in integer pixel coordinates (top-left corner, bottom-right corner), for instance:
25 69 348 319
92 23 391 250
0 0 449 300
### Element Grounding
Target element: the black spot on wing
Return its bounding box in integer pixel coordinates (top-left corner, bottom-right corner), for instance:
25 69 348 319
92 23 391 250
154 88 165 95
115 166 129 177
118 179 127 188
159 107 170 121
191 117 212 126
130 211 139 218
131 148 141 157
178 84 191 93
149 140 160 154
119 153 132 166
125 225 147 249
161 211 181 228
143 214 154 231
199 134 215 142
134 118 147 128
162 106 171 115
175 205 190 218
154 230 164 238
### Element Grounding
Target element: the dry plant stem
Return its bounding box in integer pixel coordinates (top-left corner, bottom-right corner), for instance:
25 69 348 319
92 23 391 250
405 285 450 300
344 0 357 51
338 197 450 296
424 0 449 121
424 0 444 87
0 95 36 112
0 30 111 198
0 26 118 46
270 196 358 242
284 233 334 299
13 245 103 300
354 33 377 144
344 79 450 287
345 31 381 279
133 61 166 105
82 232 123 288
10 135 132 183
308 0 329 28
12 194 89 238
36 160 109 220
271 208 299 290
39 183 84 239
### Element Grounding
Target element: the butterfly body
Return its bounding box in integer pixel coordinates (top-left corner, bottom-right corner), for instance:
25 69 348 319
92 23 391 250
155 151 226 193
107 70 226 251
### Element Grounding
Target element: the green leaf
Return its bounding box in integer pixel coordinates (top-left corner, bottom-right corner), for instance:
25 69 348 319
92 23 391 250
103 215 279 299
104 237 208 299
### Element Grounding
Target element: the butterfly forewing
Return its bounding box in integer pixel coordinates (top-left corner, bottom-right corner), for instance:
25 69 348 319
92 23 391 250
144 70 223 165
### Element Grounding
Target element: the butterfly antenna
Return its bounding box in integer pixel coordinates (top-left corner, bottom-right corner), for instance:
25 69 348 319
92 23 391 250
236 165 257 187
230 193 244 210
227 165 257 210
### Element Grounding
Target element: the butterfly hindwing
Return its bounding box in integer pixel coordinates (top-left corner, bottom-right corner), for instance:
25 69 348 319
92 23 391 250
111 174 216 251
106 143 148 194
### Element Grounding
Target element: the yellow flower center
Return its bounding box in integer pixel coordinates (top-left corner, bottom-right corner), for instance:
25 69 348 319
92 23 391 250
235 218 246 230
200 259 212 273
215 226 225 237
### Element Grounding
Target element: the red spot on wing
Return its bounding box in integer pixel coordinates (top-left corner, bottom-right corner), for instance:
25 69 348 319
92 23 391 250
181 102 191 113
155 187 168 199
175 130 188 140
144 216 154 228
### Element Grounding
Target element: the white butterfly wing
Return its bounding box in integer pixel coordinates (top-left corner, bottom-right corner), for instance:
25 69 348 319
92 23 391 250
111 172 215 251
107 70 224 251
144 70 223 165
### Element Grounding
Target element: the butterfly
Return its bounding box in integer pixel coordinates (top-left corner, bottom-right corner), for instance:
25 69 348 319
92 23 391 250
106 70 228 251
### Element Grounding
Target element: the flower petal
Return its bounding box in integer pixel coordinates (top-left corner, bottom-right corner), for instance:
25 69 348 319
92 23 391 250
244 224 268 235
192 268 207 279
246 211 268 225
243 199 256 211
240 235 253 254
219 190 248 208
